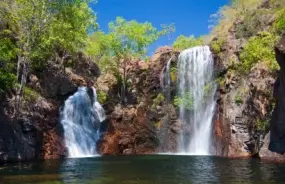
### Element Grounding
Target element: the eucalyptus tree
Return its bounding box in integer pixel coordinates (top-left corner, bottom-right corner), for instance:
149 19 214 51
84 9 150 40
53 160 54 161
87 17 175 103
0 0 97 117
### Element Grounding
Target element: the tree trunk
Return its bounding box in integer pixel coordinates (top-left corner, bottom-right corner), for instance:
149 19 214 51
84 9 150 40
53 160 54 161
14 58 28 120
121 59 127 105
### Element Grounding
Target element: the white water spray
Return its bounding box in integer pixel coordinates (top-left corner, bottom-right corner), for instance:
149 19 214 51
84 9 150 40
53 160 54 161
60 87 106 158
177 46 216 155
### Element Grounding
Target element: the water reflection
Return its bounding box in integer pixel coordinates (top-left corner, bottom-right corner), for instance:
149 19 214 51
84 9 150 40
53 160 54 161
1 156 285 184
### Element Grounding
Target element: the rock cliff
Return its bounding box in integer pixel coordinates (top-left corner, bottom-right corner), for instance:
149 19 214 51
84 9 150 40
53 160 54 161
0 55 100 162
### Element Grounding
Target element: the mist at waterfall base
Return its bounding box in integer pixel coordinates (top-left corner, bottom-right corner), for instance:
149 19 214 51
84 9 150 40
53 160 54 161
60 87 106 158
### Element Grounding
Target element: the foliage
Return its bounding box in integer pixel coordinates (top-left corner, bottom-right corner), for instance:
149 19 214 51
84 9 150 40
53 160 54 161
0 33 18 93
0 0 97 94
235 9 274 39
170 66 177 82
174 92 194 110
203 82 215 96
97 90 108 104
209 0 261 39
24 87 39 101
0 70 17 93
256 118 270 132
87 17 174 102
240 32 280 71
273 7 285 34
172 35 203 50
88 17 174 64
234 93 243 105
0 35 18 62
210 38 225 54
152 93 165 108
1 0 97 65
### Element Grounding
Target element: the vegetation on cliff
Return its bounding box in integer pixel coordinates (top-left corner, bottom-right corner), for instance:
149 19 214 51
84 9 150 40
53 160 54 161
208 0 285 135
0 0 174 107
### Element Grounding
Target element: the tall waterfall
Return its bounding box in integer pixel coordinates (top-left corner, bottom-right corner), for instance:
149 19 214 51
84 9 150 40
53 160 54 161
177 46 216 155
60 87 106 158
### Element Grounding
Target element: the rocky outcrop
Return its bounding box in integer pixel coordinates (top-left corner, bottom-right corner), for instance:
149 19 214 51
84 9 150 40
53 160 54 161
214 62 276 157
0 93 65 162
212 13 285 160
97 47 180 155
269 35 285 156
0 55 100 163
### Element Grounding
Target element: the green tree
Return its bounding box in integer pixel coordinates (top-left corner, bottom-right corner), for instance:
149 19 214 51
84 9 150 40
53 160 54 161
0 0 97 116
87 17 175 103
240 32 279 71
172 35 204 50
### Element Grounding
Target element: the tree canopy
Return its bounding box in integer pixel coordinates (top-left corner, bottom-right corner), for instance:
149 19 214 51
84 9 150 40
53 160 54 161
87 16 175 73
172 35 204 50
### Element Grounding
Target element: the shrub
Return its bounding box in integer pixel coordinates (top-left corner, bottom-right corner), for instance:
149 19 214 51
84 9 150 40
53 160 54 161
210 38 225 54
0 70 17 93
97 90 108 104
152 93 165 108
273 8 285 34
240 32 280 71
0 36 17 93
235 9 274 39
170 66 177 82
234 93 243 105
174 92 194 110
203 82 215 96
256 118 270 132
24 87 40 102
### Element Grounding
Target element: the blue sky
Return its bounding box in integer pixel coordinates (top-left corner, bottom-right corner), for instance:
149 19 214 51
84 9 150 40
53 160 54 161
91 0 228 55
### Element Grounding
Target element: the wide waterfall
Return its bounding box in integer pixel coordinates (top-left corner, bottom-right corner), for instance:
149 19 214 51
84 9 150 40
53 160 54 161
60 87 106 158
177 46 216 155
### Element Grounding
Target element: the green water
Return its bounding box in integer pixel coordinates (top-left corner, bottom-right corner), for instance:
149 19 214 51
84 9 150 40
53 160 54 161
0 155 285 184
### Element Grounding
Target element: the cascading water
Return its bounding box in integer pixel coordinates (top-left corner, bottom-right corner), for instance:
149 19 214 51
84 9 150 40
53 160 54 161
60 87 106 158
177 46 216 155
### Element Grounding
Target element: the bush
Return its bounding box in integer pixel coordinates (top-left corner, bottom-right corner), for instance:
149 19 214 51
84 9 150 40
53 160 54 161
0 36 17 93
24 87 40 102
210 38 225 54
240 32 280 71
256 118 270 132
235 9 274 39
174 92 194 110
152 93 165 108
170 66 177 82
203 81 215 97
0 70 16 93
273 8 285 34
234 93 243 105
97 90 108 104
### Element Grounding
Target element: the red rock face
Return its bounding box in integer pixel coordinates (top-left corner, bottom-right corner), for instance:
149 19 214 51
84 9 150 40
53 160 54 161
42 129 66 160
98 105 159 155
97 47 180 155
0 55 100 163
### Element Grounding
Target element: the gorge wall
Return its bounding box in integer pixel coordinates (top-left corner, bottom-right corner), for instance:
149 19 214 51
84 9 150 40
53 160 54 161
1 33 285 163
0 54 100 162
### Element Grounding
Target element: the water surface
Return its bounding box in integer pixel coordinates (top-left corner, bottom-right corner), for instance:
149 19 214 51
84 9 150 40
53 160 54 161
1 155 285 184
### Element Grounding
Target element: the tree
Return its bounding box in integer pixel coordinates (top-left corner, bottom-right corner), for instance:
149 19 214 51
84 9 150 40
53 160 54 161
87 17 175 103
0 0 97 117
172 35 204 50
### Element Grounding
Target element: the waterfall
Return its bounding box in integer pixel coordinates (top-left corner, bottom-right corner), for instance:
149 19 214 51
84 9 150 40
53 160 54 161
177 46 216 155
60 87 106 158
